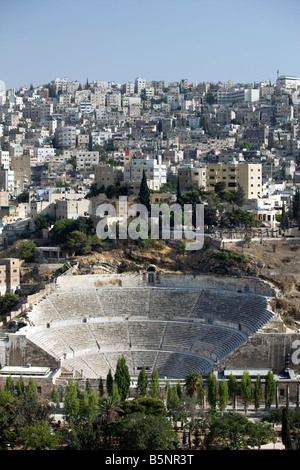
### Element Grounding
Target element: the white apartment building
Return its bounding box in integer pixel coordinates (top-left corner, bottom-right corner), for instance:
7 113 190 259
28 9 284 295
31 147 55 166
124 156 167 191
135 77 146 94
0 169 15 193
107 91 121 108
123 82 135 95
276 75 300 91
0 151 10 170
217 88 246 105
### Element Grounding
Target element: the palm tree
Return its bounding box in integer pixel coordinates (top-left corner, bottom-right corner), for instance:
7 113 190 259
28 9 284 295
185 373 202 399
98 395 123 424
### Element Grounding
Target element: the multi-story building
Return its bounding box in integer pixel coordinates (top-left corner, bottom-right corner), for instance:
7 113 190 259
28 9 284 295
276 75 300 91
124 155 167 191
55 126 76 149
135 77 146 95
178 164 207 191
207 162 262 199
0 150 10 170
95 164 124 188
0 169 15 193
0 258 20 295
55 198 92 220
217 88 246 106
73 151 99 171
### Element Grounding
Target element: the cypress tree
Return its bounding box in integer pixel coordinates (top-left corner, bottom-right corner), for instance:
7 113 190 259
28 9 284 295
218 379 229 414
207 372 217 409
51 385 58 405
292 189 300 221
98 377 104 397
5 375 14 395
240 370 252 414
138 170 151 211
106 369 113 397
114 355 131 401
265 370 276 411
176 178 182 205
137 366 148 397
282 406 292 449
149 369 160 399
228 373 238 410
254 374 262 411
280 204 289 231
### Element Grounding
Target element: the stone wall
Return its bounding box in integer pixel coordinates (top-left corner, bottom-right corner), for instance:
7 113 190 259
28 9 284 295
216 332 300 375
56 272 276 297
0 374 58 401
5 334 60 369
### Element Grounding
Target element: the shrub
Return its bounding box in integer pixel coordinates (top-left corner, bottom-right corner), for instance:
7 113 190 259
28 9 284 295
215 251 246 263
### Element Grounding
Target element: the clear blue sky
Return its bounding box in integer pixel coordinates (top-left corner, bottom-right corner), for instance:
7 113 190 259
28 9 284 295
1 0 300 89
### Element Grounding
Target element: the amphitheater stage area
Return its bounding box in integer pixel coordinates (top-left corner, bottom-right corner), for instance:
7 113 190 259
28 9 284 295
3 270 281 383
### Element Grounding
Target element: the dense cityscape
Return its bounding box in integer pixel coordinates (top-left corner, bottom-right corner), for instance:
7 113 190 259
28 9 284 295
0 73 299 236
0 73 299 455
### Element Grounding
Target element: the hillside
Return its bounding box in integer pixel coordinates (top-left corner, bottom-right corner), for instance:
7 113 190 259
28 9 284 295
2 237 300 329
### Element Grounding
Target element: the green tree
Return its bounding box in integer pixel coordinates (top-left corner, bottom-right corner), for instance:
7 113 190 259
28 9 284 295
78 388 99 425
254 374 262 411
149 369 160 399
109 412 178 450
122 397 167 417
207 372 217 409
15 376 25 397
18 421 63 450
106 369 113 397
239 141 251 150
218 379 229 414
265 370 276 411
176 178 182 205
62 230 92 255
17 191 29 203
291 189 300 222
33 213 55 233
68 425 100 450
114 356 131 401
204 90 216 105
214 181 227 195
230 208 260 228
228 373 238 410
282 406 292 449
166 384 181 414
99 395 123 424
51 386 58 405
0 293 19 315
240 370 252 414
13 390 55 428
280 204 290 231
185 372 203 399
5 375 15 395
232 184 245 207
98 377 104 397
138 170 151 211
136 366 148 397
18 240 37 262
63 381 80 425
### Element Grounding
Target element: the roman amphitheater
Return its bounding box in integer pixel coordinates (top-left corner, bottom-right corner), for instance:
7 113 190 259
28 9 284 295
1 263 300 404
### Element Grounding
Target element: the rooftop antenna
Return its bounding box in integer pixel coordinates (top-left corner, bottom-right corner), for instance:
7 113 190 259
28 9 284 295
277 69 279 79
